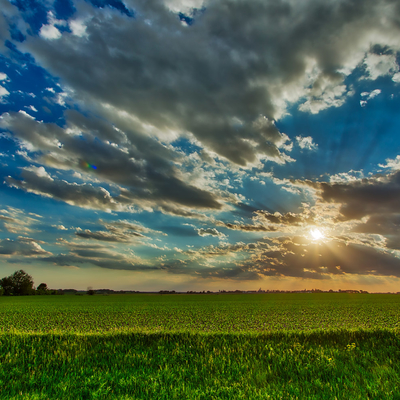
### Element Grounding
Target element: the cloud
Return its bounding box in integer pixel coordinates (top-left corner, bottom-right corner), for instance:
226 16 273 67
163 0 204 13
244 235 400 279
40 252 158 271
296 136 318 151
0 237 51 257
255 210 314 226
0 111 222 213
6 166 126 213
197 227 226 237
329 170 365 184
75 229 141 242
74 218 169 243
52 225 68 230
39 11 65 40
0 207 40 234
107 219 166 234
363 52 399 80
379 155 400 171
360 89 381 107
12 0 399 170
0 85 9 101
318 170 400 220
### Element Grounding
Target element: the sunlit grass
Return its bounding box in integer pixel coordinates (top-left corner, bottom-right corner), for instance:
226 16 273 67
1 294 400 399
1 293 399 333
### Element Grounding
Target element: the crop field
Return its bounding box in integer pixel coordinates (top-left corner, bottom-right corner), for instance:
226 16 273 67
1 293 400 399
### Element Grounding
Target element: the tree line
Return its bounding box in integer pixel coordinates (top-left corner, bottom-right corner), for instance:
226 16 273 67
0 270 62 296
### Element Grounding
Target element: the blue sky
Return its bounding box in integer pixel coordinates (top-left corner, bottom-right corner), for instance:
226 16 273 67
1 0 400 291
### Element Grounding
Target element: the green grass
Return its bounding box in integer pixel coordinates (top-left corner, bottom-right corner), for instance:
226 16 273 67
1 294 400 399
1 330 400 399
1 293 400 333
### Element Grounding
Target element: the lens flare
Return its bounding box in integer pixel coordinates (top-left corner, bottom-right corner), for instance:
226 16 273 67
79 160 97 170
310 228 324 240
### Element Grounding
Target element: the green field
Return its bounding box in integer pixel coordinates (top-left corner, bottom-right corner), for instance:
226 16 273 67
1 293 400 399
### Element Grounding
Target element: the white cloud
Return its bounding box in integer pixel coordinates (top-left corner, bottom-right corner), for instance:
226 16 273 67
0 73 7 81
163 0 204 13
39 11 66 40
25 165 54 180
40 24 62 40
52 224 68 230
299 84 350 114
329 170 365 184
379 155 400 171
69 19 87 37
363 53 399 80
0 85 9 100
296 136 318 151
360 89 382 107
392 72 400 83
197 227 226 238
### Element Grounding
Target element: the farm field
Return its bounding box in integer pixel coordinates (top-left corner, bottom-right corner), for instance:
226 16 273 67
1 293 400 399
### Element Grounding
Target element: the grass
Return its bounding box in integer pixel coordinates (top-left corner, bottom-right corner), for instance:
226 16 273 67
1 294 400 399
1 293 400 333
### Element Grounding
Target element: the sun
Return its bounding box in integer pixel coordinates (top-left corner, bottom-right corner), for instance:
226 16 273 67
310 228 324 240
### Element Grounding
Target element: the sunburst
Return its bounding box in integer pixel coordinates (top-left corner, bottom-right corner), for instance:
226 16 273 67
310 228 324 240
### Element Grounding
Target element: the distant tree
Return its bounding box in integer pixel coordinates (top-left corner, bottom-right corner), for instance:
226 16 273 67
87 286 96 295
0 276 14 296
37 283 50 295
37 283 48 291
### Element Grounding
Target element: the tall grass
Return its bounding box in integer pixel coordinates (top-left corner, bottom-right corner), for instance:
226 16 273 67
1 294 400 399
1 330 400 399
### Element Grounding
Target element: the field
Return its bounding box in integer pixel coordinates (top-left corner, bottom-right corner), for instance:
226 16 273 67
1 293 400 399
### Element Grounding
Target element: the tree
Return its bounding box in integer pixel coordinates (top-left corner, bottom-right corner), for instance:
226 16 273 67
0 270 34 296
11 270 34 295
0 276 14 296
87 286 96 295
37 283 48 294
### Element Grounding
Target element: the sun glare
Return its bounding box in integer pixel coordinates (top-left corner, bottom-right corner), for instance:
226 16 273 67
310 228 324 240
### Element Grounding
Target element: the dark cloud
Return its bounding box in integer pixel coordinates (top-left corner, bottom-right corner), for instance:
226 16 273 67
6 166 124 212
159 258 261 281
74 218 166 242
0 237 51 256
214 209 314 232
75 229 142 242
386 236 400 250
352 215 400 235
319 171 400 220
1 111 222 212
182 241 260 257
245 236 400 279
255 210 313 225
158 225 199 237
30 3 400 135
40 241 159 271
16 0 399 168
104 219 166 235
0 207 40 234
219 222 276 232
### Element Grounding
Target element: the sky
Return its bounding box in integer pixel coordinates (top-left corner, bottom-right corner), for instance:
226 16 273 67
0 0 400 292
